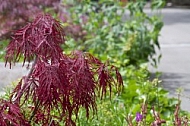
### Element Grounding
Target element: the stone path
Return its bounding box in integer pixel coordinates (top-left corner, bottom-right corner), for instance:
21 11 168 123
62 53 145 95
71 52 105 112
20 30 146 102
0 63 29 95
149 8 190 112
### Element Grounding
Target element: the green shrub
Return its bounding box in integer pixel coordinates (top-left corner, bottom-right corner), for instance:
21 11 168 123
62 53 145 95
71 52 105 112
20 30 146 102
64 0 163 67
75 66 190 125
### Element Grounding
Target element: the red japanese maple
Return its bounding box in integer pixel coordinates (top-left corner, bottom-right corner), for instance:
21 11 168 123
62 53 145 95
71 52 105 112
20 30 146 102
1 14 123 126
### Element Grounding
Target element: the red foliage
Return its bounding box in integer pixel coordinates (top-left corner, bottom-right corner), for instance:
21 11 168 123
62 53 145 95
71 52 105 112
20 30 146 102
0 0 60 39
5 14 65 67
0 99 29 126
2 14 123 125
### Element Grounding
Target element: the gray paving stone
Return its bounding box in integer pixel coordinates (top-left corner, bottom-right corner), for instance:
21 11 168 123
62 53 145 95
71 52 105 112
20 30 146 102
149 8 190 112
0 63 29 92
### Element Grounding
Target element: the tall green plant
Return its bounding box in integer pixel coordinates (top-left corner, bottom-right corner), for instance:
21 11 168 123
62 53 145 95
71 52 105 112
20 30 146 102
64 0 163 68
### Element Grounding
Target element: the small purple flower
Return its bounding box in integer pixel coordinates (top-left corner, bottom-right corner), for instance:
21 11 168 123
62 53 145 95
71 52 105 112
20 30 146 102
136 112 143 122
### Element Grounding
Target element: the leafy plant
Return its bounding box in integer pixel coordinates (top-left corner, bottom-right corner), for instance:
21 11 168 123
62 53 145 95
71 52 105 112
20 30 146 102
75 66 190 126
0 14 123 126
63 0 163 67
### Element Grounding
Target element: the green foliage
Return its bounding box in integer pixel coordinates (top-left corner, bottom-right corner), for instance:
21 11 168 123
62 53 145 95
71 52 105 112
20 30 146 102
151 0 166 10
74 66 190 125
0 39 9 61
64 0 163 67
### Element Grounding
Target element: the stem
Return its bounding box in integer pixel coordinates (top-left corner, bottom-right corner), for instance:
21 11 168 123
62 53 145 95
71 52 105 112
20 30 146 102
156 80 159 111
11 56 38 105
26 57 38 81
29 100 40 124
28 57 39 124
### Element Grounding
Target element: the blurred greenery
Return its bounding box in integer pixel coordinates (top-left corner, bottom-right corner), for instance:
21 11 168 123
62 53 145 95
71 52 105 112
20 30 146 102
63 0 163 68
0 39 9 61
